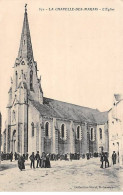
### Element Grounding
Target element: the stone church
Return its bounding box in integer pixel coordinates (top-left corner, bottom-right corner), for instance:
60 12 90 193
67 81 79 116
3 7 108 156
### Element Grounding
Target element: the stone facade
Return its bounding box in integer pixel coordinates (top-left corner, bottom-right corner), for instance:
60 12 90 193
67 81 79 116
2 7 108 157
96 123 109 153
108 94 123 165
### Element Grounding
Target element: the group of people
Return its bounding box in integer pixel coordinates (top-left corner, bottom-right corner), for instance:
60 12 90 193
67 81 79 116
18 151 117 170
1 151 29 161
1 150 118 171
1 152 14 161
100 152 109 168
45 152 93 161
18 151 51 171
100 151 117 168
1 151 100 162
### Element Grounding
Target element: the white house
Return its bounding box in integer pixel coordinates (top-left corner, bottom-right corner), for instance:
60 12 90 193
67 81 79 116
108 94 123 166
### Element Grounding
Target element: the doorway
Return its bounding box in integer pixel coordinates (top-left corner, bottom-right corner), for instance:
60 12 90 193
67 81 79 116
12 130 16 154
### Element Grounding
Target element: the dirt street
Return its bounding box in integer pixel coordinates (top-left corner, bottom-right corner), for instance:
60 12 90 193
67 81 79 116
0 158 123 191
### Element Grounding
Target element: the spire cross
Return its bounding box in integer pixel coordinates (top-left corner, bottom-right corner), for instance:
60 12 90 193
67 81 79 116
25 4 27 12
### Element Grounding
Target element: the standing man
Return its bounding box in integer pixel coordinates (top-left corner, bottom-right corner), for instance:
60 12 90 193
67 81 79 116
10 152 13 162
104 152 109 168
35 151 40 168
86 153 90 160
14 152 17 160
29 152 35 169
70 153 72 161
100 152 104 168
112 151 117 165
26 153 29 160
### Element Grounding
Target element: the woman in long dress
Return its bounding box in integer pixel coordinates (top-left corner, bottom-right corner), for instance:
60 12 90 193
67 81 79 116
18 154 25 171
45 154 51 168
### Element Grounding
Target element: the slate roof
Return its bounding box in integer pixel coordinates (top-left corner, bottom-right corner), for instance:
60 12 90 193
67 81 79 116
93 111 108 124
29 96 108 124
30 100 60 118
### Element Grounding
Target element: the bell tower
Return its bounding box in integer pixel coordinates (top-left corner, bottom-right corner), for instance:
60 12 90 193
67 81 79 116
6 5 43 154
13 4 43 103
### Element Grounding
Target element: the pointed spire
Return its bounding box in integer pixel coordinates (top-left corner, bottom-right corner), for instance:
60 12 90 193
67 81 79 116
18 4 33 61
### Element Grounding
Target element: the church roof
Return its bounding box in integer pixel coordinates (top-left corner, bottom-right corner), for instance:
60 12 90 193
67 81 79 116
93 111 108 124
30 96 108 124
30 99 60 118
43 97 98 123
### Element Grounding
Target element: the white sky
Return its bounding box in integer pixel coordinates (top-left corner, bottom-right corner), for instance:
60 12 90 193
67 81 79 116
0 0 123 130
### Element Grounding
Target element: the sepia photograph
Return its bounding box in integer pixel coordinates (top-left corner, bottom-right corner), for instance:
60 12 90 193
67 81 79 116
0 0 123 192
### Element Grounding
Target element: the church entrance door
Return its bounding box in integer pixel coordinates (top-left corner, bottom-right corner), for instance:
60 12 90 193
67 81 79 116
44 138 51 154
12 130 16 154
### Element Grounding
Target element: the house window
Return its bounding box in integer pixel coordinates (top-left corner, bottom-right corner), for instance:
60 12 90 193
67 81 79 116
99 128 102 139
31 122 34 137
77 126 80 139
90 128 94 141
45 122 49 137
30 70 33 90
61 124 65 139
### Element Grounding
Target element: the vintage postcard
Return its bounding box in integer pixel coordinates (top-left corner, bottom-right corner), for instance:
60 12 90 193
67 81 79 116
0 0 123 192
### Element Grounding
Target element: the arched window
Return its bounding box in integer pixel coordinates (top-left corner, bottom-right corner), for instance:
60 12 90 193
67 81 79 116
99 128 102 139
13 130 16 141
30 70 33 90
31 122 34 137
77 126 80 139
15 71 18 88
61 124 65 138
45 122 49 137
90 128 94 141
12 110 16 122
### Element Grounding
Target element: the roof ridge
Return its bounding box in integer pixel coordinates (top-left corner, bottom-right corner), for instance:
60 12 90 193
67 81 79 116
43 97 100 112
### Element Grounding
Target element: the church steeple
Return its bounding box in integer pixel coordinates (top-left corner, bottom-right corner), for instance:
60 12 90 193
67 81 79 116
12 5 43 104
18 4 33 60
